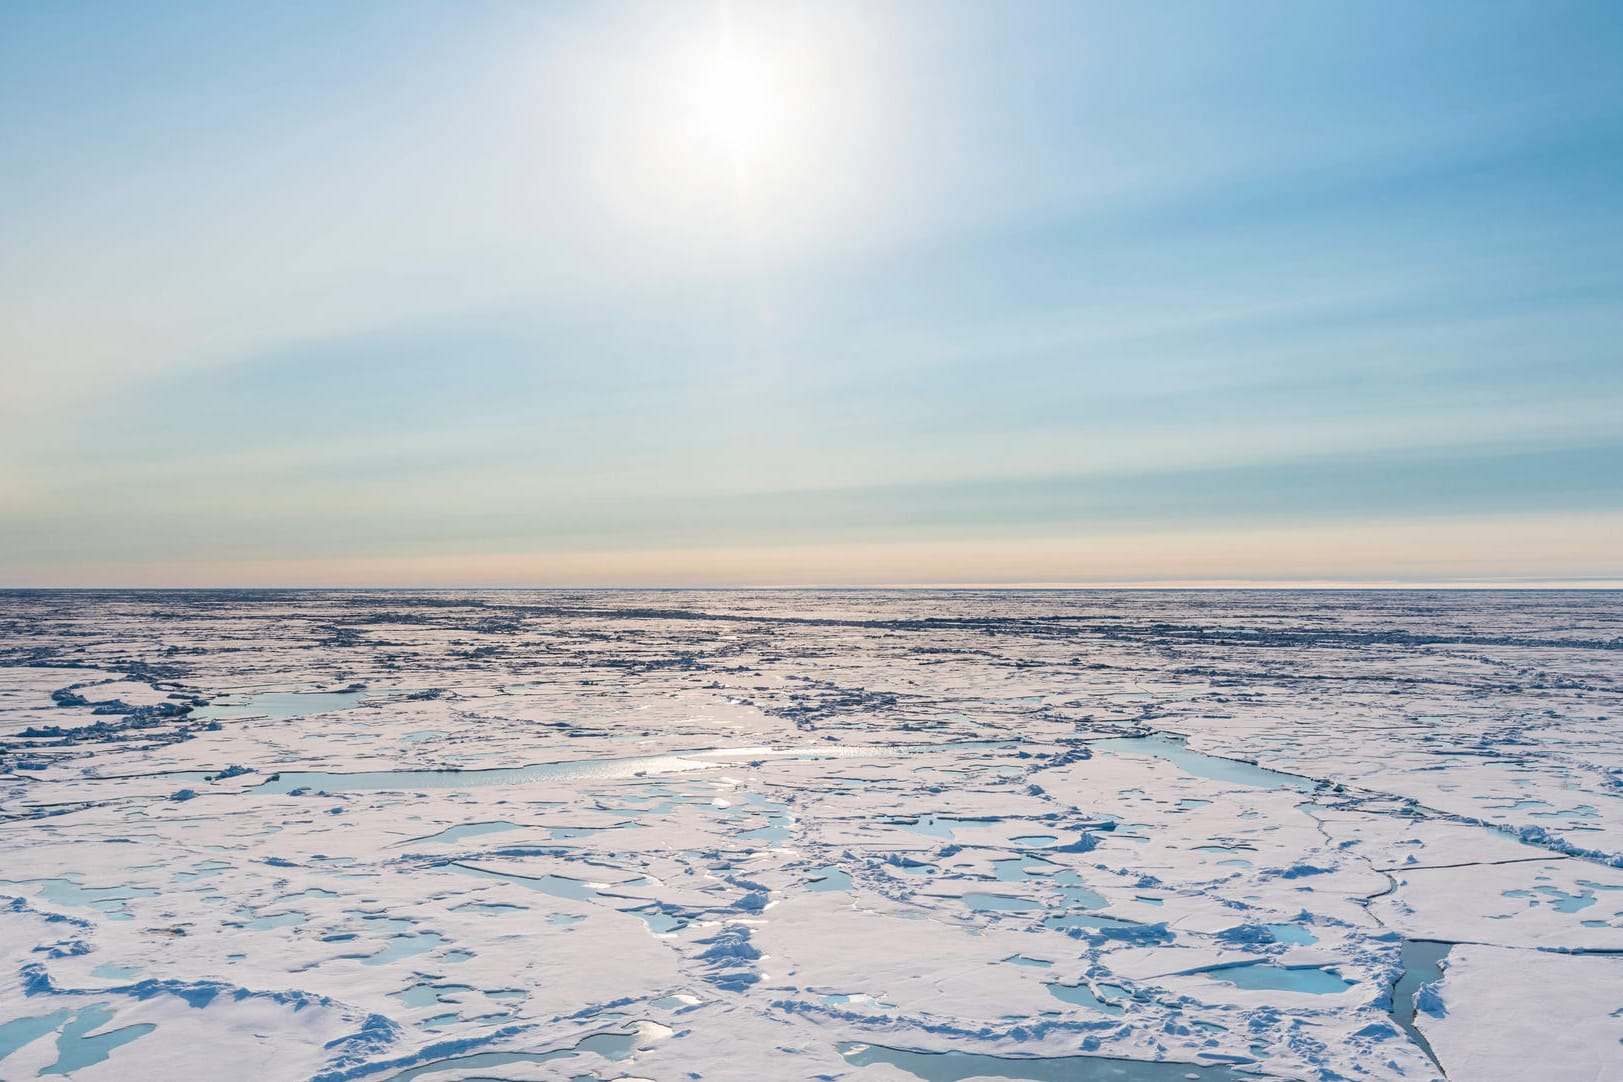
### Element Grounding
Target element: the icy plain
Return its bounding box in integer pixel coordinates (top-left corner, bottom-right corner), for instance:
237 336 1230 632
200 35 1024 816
1 589 1619 1081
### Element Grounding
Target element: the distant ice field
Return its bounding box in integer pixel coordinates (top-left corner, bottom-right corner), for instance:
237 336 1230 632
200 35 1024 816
0 589 1619 1081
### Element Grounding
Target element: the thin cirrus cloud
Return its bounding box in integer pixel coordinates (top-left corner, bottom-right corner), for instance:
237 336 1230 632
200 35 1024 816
1 1 1620 586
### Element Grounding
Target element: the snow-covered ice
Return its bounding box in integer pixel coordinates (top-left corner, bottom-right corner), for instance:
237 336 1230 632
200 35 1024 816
1 589 1619 1080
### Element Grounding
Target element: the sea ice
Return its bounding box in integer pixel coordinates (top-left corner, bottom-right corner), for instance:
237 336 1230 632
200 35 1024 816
2 589 1620 1080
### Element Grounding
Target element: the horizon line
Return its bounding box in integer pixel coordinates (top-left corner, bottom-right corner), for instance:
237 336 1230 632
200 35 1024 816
4 580 1622 592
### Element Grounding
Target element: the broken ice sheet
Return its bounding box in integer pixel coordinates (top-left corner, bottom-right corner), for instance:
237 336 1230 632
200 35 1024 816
2 590 1621 1081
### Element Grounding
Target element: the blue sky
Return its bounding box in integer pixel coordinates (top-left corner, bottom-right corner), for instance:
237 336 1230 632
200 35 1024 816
2 1 1621 586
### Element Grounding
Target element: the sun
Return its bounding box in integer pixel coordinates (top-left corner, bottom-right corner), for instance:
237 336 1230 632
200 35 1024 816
576 2 892 255
685 28 789 192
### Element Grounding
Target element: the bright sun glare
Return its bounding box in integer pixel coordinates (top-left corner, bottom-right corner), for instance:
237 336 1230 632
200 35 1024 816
583 3 886 254
687 31 787 191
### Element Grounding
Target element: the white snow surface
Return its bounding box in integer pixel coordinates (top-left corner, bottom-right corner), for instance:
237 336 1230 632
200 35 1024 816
0 589 1620 1081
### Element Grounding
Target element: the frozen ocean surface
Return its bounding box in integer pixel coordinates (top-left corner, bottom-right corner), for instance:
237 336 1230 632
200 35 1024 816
0 589 1620 1081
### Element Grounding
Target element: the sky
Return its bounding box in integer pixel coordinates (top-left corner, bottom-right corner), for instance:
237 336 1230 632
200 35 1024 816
2 0 1621 587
